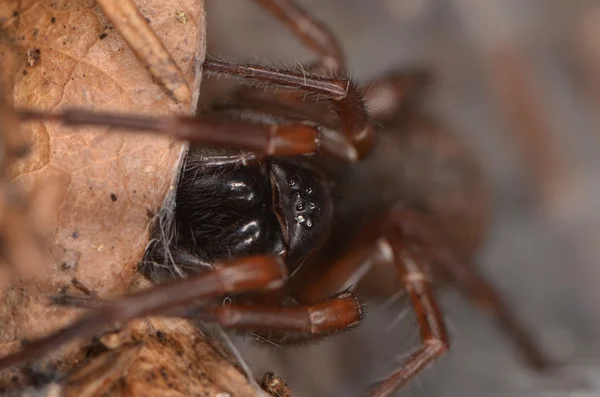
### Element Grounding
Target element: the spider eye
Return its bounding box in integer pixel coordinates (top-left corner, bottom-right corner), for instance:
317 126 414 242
294 214 313 228
296 203 304 211
305 187 313 195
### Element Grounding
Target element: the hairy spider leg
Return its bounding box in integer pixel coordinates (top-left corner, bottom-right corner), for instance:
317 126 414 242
0 255 286 370
17 109 319 160
367 227 449 397
203 59 374 160
53 292 364 342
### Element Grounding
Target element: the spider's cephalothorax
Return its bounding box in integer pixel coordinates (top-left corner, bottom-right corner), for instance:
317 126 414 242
3 1 552 396
175 146 333 273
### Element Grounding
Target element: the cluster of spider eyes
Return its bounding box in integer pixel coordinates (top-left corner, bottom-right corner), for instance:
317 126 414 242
289 179 317 229
296 202 317 211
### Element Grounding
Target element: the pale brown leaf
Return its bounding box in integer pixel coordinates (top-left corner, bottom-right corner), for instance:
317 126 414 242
0 1 260 396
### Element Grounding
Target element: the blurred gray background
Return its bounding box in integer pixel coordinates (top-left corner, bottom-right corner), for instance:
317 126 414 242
202 1 600 396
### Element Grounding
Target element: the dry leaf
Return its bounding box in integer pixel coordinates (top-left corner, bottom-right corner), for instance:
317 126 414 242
60 311 259 397
0 0 196 351
0 1 261 396
54 276 263 397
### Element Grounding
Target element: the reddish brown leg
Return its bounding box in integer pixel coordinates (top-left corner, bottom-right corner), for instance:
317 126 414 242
0 255 286 370
297 222 448 395
367 229 449 397
204 59 374 159
390 207 552 370
289 213 448 395
226 1 375 155
53 292 364 340
17 109 319 160
188 294 362 337
251 0 345 72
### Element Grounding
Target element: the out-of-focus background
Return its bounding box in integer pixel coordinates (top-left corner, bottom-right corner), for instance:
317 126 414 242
203 1 600 396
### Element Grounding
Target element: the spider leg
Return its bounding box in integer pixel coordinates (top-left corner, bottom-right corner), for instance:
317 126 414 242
389 207 553 370
286 212 448 395
209 0 374 156
51 294 108 310
17 109 320 160
53 292 364 341
0 255 286 370
251 0 345 72
179 294 363 339
204 59 374 159
367 230 449 397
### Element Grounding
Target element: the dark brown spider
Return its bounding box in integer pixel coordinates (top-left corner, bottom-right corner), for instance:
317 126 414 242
1 0 551 396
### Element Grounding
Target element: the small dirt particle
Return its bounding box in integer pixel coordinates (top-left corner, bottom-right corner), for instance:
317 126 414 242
160 368 168 380
99 32 107 40
176 11 188 24
26 48 41 67
156 330 167 343
61 249 81 270
110 193 118 202
261 371 291 397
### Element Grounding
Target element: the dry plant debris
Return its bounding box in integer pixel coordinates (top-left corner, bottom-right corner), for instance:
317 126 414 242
0 0 262 396
50 277 264 397
96 0 193 103
261 371 291 397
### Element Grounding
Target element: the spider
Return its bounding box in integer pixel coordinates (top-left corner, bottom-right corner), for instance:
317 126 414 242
1 0 552 396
